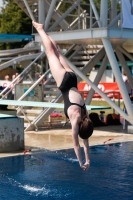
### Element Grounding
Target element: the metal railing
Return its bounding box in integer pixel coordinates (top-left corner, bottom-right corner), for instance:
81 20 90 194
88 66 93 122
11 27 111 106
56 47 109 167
0 51 45 99
30 0 122 31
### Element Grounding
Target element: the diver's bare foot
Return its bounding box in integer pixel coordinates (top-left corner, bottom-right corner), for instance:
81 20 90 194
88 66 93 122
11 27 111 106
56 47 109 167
32 21 44 31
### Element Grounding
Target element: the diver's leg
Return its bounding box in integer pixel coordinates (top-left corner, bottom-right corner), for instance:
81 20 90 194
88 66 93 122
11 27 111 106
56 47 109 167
47 35 73 72
32 21 66 86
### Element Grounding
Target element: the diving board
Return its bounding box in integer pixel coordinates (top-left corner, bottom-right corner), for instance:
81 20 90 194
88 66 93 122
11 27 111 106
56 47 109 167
0 99 111 110
0 113 17 118
0 34 33 43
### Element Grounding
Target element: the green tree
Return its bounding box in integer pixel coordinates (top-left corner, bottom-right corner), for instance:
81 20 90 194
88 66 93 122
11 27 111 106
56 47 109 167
0 0 32 49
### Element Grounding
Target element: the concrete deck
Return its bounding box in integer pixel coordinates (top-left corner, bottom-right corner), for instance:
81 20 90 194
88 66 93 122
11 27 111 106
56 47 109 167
0 125 133 157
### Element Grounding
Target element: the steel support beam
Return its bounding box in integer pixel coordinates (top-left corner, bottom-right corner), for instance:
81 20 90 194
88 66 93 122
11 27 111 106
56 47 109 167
111 0 117 25
90 3 92 28
108 13 120 28
38 0 45 26
81 47 105 76
89 0 101 27
85 55 108 104
45 0 69 30
25 93 63 131
23 0 35 21
100 0 108 27
69 46 83 60
45 0 57 31
64 44 77 57
102 38 133 118
18 70 50 101
115 47 133 89
48 0 81 31
117 46 133 62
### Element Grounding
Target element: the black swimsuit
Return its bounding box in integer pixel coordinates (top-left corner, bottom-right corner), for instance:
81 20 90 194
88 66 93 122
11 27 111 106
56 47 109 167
59 72 86 119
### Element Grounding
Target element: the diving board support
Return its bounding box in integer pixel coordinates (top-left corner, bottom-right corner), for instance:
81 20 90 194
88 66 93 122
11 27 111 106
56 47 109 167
48 0 81 32
100 0 108 27
85 55 108 104
116 47 133 89
127 126 133 134
23 0 36 21
111 0 117 27
45 0 57 31
102 38 133 118
89 0 101 27
18 69 50 101
117 46 133 61
108 13 121 28
81 47 105 76
0 114 24 153
38 0 45 26
26 94 63 131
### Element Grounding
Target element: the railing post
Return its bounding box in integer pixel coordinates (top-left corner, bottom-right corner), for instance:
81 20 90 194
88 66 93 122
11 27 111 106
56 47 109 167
100 0 108 27
113 92 115 114
78 4 81 29
90 3 92 28
111 0 117 27
23 0 35 21
118 92 120 108
38 0 45 26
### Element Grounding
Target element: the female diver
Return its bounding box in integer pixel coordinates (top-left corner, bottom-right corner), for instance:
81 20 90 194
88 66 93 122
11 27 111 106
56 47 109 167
32 21 93 171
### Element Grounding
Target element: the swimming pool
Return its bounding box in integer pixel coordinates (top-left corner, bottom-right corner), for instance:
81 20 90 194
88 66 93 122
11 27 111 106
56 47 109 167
0 142 133 200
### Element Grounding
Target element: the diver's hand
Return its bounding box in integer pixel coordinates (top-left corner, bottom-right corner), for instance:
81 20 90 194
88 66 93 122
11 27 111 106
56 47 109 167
80 162 90 171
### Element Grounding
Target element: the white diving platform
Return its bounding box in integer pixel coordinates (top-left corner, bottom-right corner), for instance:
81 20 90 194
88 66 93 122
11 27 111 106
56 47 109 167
35 28 133 47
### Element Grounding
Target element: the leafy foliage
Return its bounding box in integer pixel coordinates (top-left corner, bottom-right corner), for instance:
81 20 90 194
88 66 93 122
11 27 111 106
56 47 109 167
0 0 32 49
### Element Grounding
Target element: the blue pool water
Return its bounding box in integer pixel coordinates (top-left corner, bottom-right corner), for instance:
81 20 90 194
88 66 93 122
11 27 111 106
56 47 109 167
0 142 133 200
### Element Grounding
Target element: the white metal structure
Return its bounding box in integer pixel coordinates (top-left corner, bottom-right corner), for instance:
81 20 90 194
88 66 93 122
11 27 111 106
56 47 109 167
2 0 133 131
